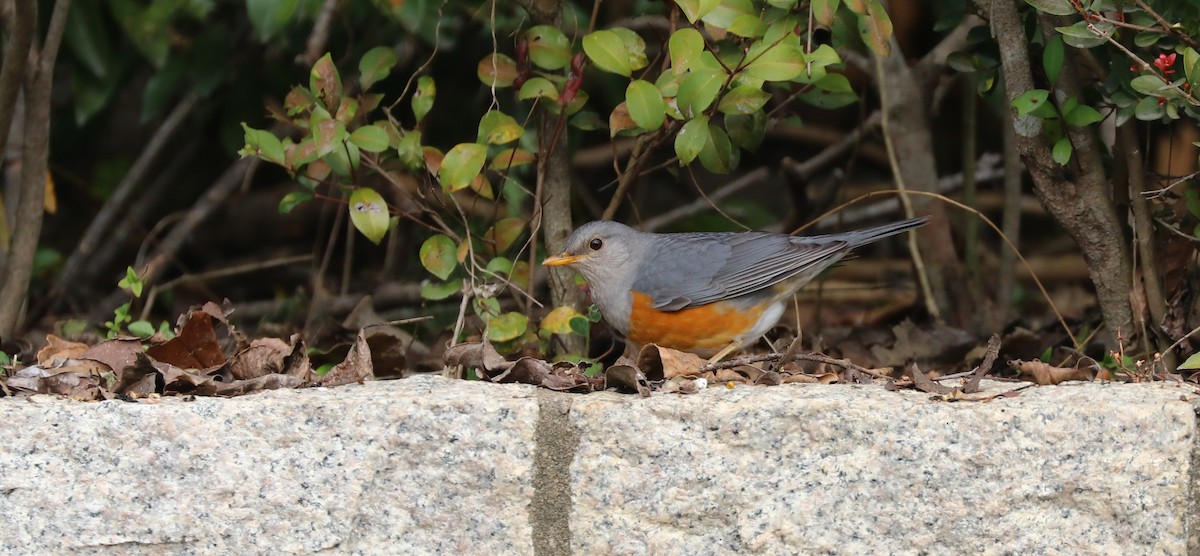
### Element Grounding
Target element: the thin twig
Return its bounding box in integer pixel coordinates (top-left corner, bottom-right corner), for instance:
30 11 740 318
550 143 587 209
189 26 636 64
640 166 769 231
140 254 313 319
298 0 339 66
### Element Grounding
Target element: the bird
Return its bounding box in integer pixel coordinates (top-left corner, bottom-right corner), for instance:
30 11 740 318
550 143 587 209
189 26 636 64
542 217 929 361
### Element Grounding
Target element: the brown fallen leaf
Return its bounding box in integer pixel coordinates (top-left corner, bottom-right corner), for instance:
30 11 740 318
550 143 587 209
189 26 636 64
37 335 89 365
81 338 143 377
443 340 508 373
7 359 107 399
317 329 373 387
1010 359 1096 385
637 344 707 380
147 310 226 370
604 364 650 396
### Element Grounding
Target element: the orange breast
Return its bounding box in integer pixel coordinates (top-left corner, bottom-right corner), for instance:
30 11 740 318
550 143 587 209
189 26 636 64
627 291 764 353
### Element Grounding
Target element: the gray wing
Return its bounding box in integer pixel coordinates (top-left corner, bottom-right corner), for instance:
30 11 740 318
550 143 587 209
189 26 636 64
631 232 850 311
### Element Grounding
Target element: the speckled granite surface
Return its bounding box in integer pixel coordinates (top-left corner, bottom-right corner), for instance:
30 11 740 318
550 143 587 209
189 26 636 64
0 377 1196 554
0 376 538 555
569 381 1198 555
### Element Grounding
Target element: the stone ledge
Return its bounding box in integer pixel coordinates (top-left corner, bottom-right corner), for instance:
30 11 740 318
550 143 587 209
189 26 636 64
0 376 1195 554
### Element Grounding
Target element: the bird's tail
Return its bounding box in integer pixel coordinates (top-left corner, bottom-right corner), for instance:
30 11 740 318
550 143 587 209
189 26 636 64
809 216 930 246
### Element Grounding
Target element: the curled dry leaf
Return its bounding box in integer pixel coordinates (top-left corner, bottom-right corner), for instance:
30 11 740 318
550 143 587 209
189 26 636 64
1010 359 1096 385
636 344 707 380
317 329 374 387
659 376 706 394
604 364 650 396
443 340 508 373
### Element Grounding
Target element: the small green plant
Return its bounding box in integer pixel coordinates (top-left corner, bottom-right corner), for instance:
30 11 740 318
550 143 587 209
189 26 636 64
106 266 176 340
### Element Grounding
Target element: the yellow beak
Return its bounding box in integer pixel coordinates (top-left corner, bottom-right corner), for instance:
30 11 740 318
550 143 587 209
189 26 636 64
543 252 585 266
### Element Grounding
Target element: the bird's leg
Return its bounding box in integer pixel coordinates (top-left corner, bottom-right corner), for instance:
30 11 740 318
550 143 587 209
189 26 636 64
707 341 742 364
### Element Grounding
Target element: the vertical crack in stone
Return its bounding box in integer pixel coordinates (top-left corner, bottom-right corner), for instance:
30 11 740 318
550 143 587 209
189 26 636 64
531 389 579 556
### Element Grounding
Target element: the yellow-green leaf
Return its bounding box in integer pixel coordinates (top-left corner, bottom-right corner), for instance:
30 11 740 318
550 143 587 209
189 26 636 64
541 305 583 335
438 143 487 192
743 43 805 82
478 53 518 87
625 80 666 130
348 125 389 153
490 148 536 170
526 25 571 70
675 115 709 164
611 28 649 71
718 85 771 115
518 77 559 101
478 110 523 145
412 76 435 122
420 234 457 280
675 0 720 23
678 69 725 116
486 217 526 254
583 30 632 77
359 46 397 91
669 28 704 74
487 312 529 342
349 187 389 245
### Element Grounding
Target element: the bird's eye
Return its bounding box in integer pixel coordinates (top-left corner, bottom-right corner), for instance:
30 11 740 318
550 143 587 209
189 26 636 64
588 237 604 251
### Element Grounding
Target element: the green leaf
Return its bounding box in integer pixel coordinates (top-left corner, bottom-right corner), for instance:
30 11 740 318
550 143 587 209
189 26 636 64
678 69 725 116
439 143 488 192
583 30 632 77
118 266 143 297
239 123 286 166
718 85 771 114
675 115 710 164
1184 48 1200 95
421 278 463 300
813 0 841 25
128 320 155 339
359 46 397 91
412 76 435 122
1130 75 1168 96
700 0 755 30
1051 136 1072 165
309 53 342 109
349 126 389 153
1185 190 1200 219
1134 95 1165 121
698 123 735 173
675 0 721 23
611 28 649 72
1055 22 1107 48
487 312 529 343
625 80 666 130
1064 103 1103 127
478 53 518 87
518 77 559 101
349 187 389 245
726 110 767 151
420 234 457 280
398 131 423 171
1043 35 1064 85
245 0 299 41
798 74 859 109
743 43 805 82
1024 0 1074 16
279 191 312 214
526 25 571 70
669 28 705 73
568 315 591 336
478 110 523 145
1177 351 1200 371
1012 89 1051 117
